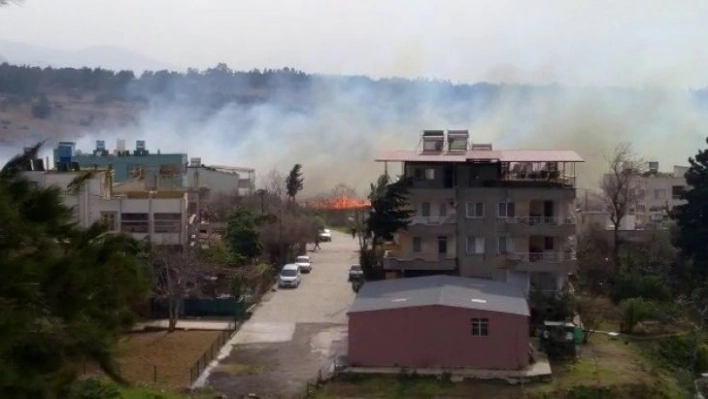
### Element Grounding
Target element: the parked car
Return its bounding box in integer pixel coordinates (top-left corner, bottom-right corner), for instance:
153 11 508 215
278 264 301 288
348 264 364 281
295 255 312 273
319 228 332 242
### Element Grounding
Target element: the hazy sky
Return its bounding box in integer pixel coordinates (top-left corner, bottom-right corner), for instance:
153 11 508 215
1 0 708 86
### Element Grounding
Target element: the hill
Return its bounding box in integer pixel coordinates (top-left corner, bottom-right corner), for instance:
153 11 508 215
1 62 707 194
0 40 177 72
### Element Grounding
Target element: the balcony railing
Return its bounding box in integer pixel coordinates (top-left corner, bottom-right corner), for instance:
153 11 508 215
507 251 577 263
505 216 575 226
409 214 456 225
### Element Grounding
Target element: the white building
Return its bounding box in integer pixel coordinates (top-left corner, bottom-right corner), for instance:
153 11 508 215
185 157 255 198
24 169 189 247
584 162 689 231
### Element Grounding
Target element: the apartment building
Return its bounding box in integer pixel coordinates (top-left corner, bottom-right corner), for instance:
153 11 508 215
587 162 689 231
23 158 188 247
376 130 583 293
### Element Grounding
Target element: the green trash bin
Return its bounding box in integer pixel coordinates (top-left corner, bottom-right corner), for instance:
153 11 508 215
574 325 584 344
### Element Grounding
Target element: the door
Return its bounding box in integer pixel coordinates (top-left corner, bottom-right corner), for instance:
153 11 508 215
438 236 448 259
543 201 554 217
443 165 454 188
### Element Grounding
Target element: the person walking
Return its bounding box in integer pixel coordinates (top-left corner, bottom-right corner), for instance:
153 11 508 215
350 227 356 239
314 235 321 250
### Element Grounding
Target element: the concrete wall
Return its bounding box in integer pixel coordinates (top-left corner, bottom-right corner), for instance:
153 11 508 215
186 167 242 197
348 305 529 370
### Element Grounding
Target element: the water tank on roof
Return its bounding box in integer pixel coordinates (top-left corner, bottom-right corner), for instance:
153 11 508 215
56 142 75 165
137 140 146 150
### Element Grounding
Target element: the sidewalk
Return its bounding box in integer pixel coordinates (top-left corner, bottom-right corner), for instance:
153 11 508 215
133 319 235 331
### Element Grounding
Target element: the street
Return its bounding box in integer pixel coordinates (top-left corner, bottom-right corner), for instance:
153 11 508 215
206 230 357 398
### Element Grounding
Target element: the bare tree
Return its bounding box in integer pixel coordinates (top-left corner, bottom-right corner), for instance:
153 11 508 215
261 168 286 201
331 183 357 207
149 245 211 332
601 143 645 270
576 296 616 343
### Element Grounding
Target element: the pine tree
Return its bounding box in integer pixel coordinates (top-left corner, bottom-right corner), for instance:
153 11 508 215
673 138 708 285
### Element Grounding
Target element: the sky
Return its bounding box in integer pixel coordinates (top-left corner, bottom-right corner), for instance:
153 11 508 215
2 0 708 87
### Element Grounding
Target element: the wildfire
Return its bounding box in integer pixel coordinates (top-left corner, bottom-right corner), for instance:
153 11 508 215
306 196 370 210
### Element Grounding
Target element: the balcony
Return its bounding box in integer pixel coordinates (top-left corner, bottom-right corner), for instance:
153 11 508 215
504 251 577 273
383 250 457 271
503 215 576 236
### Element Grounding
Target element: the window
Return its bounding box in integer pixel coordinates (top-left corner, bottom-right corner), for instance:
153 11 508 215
672 185 685 200
121 213 149 233
100 211 117 231
154 213 182 233
471 318 489 336
439 202 447 217
424 168 435 180
421 202 431 217
636 203 646 213
654 189 666 200
412 237 422 252
466 202 485 218
466 236 485 254
413 168 424 180
497 202 516 218
497 235 510 254
544 236 554 250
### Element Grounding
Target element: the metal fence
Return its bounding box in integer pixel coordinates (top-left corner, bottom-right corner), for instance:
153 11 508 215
188 323 237 385
301 354 342 398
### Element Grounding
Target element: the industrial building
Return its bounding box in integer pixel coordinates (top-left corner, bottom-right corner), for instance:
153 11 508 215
376 130 583 294
348 275 530 370
54 140 188 188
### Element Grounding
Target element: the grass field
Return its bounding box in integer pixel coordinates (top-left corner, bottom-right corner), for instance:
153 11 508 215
86 330 222 389
311 334 683 399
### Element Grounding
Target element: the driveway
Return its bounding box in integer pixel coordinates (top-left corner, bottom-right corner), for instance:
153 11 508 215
206 230 357 398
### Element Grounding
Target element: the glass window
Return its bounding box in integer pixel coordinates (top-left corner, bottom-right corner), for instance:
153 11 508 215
471 318 489 336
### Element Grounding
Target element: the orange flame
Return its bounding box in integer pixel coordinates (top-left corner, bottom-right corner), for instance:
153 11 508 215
306 196 370 210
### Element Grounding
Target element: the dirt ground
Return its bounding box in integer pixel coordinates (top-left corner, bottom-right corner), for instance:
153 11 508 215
104 330 221 388
208 323 344 399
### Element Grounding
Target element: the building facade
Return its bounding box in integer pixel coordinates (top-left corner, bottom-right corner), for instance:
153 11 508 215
54 140 188 188
377 130 583 293
24 167 189 247
185 157 256 198
348 275 530 370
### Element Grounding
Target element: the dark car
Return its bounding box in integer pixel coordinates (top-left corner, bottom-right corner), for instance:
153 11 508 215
348 264 364 281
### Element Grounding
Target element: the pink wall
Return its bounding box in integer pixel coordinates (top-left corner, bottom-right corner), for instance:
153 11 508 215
348 305 529 370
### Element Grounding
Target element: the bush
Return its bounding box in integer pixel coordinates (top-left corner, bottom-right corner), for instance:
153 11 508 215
619 297 657 333
610 273 672 304
655 335 708 373
68 379 120 399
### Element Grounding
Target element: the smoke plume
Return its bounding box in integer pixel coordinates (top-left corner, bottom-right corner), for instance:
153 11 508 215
63 76 708 198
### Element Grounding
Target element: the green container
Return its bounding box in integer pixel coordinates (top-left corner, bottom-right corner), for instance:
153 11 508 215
574 326 584 344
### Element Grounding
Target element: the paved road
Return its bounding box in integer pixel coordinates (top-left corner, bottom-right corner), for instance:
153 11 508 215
206 230 357 398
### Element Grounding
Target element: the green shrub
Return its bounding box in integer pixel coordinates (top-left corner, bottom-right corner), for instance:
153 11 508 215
619 298 657 333
610 273 672 304
68 379 120 399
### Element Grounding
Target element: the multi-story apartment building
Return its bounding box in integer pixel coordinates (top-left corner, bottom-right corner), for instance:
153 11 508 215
23 156 189 247
586 162 689 231
376 130 583 293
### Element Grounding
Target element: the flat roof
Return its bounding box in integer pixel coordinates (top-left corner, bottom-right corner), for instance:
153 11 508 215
348 275 529 317
376 149 583 163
